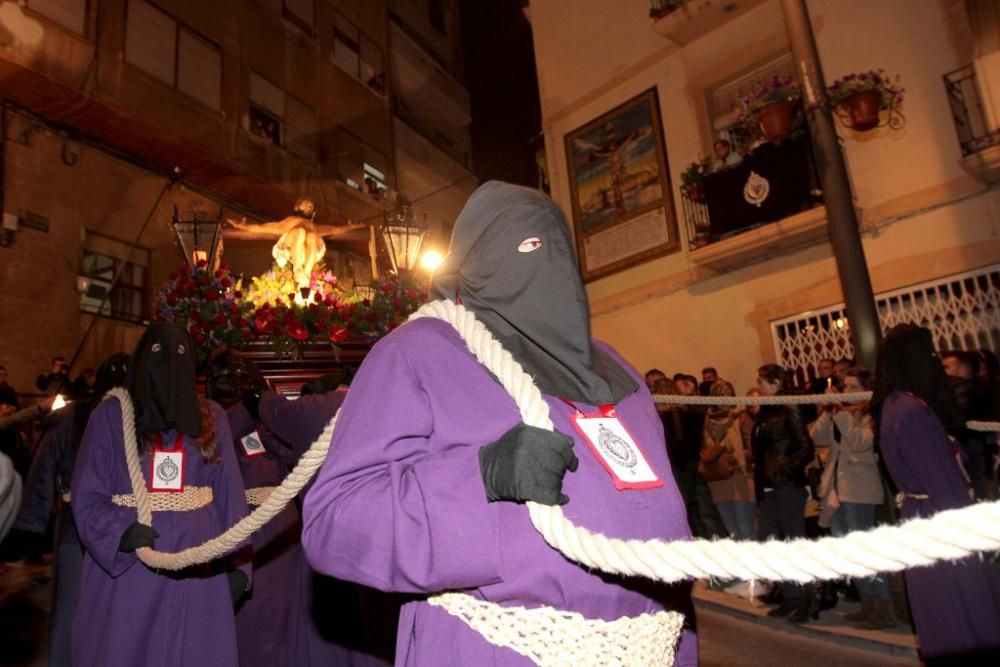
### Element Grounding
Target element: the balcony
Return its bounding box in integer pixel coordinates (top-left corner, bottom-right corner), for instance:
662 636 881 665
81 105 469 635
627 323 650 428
680 132 828 270
944 63 1000 184
649 0 768 45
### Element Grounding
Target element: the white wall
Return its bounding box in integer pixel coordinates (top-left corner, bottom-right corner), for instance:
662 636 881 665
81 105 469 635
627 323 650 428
529 0 999 389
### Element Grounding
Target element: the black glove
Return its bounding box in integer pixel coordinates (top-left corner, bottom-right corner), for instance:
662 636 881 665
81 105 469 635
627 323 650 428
242 392 262 421
118 522 159 553
479 424 579 506
302 373 343 396
227 570 249 608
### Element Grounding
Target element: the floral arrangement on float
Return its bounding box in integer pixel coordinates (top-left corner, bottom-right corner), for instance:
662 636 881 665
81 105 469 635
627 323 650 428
679 158 711 203
733 75 802 144
827 69 905 132
156 260 428 362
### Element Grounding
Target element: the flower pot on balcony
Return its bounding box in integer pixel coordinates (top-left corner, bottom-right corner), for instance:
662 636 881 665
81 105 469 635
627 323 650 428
839 89 882 131
756 100 794 143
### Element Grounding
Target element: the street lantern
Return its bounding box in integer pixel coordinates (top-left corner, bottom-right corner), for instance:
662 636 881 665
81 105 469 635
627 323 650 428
170 206 224 269
377 195 427 274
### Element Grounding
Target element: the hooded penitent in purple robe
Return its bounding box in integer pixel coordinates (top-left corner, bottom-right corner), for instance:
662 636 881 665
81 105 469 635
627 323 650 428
301 318 696 665
878 391 1000 661
71 398 249 667
260 389 396 666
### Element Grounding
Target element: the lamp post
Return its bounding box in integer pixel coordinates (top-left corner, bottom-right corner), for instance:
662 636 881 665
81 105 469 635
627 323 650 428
170 206 224 269
376 195 428 275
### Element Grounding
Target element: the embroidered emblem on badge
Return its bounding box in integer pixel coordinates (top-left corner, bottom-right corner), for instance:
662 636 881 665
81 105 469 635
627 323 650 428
743 171 770 207
156 457 180 483
597 425 637 468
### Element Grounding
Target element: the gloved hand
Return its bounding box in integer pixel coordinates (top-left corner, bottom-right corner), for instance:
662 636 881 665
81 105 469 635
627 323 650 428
227 570 249 608
242 392 262 421
118 522 159 553
302 373 343 396
479 423 579 506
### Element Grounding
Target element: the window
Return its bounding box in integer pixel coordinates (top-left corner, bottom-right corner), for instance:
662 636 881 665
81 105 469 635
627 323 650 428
79 233 149 323
706 53 794 153
26 0 87 35
333 12 384 96
363 163 387 199
125 0 223 111
259 0 314 33
248 72 318 162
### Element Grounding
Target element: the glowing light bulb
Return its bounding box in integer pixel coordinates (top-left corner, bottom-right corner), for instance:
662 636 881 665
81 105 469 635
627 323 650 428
420 250 444 272
52 394 67 411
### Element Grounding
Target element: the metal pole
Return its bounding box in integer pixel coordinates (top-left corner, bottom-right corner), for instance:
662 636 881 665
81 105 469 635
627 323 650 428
780 0 882 369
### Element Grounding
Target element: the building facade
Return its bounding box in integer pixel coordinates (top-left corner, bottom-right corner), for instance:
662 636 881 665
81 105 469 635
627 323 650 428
529 0 1000 388
0 0 405 389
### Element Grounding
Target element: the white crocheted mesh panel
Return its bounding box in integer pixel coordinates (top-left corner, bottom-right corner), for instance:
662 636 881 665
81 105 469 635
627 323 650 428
428 592 685 666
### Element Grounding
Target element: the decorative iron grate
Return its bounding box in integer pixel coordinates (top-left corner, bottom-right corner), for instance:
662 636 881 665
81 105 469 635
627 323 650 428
771 263 1000 385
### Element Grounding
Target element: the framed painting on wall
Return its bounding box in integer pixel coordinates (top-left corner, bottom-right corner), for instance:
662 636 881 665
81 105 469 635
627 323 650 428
564 88 679 282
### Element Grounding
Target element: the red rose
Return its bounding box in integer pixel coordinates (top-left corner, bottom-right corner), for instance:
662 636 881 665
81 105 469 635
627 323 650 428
198 275 211 287
215 270 224 279
238 318 249 328
254 317 271 332
228 303 240 314
329 326 349 343
308 304 319 313
405 289 417 300
175 286 187 297
190 329 204 343
214 314 227 325
197 259 208 268
220 263 230 271
221 277 233 288
313 291 323 303
205 289 219 301
285 322 309 341
234 290 243 299
166 294 177 305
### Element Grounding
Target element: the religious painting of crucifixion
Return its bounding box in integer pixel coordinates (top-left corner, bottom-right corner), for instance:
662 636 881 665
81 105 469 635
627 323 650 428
565 87 680 282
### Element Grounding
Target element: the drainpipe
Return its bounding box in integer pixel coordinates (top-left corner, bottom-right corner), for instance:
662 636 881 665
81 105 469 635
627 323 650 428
780 0 882 370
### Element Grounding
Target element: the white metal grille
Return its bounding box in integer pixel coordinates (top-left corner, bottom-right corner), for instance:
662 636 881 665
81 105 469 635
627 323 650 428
771 263 1000 385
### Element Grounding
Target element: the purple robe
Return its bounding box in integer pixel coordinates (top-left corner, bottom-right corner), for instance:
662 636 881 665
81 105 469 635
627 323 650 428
226 404 309 667
302 318 696 666
71 398 249 667
880 391 1000 660
260 389 396 666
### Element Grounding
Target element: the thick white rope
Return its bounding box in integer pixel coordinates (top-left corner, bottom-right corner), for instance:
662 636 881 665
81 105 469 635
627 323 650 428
107 386 337 571
111 301 1000 580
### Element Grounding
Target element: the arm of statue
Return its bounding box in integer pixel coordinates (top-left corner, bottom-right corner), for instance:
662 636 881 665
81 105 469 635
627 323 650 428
226 216 297 237
312 221 368 238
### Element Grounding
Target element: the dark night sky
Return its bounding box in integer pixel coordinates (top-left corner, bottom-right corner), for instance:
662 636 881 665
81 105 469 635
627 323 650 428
459 0 542 188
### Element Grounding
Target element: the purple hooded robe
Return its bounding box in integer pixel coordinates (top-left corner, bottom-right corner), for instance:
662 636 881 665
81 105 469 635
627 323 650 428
71 398 249 667
301 318 696 665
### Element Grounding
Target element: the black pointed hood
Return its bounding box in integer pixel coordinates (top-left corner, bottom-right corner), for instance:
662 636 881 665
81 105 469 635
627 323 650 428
431 181 637 405
125 323 201 437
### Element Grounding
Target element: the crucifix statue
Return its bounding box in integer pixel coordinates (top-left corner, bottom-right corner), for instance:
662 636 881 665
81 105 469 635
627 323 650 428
226 198 366 291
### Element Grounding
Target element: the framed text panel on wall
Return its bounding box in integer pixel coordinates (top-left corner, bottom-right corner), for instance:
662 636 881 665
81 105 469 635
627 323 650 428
564 88 679 282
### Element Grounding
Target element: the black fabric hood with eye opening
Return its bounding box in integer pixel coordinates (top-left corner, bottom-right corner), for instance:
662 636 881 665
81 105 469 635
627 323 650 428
124 323 201 437
431 181 637 405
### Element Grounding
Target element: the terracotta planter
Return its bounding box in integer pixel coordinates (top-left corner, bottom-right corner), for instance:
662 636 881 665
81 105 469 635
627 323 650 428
755 100 795 143
840 89 882 131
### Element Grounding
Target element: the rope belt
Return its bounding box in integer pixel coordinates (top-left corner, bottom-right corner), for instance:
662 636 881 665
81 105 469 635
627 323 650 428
112 486 213 512
427 593 684 667
245 486 276 507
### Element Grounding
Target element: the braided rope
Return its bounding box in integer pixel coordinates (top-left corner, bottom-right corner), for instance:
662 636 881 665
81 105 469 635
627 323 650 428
408 300 1000 584
110 302 1000 579
111 486 213 511
107 387 337 571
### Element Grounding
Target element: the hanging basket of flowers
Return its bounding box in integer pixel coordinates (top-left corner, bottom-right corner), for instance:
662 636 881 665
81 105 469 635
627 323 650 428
827 69 905 132
734 75 802 144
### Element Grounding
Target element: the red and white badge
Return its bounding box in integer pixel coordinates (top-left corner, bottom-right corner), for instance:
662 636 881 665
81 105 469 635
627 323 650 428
567 402 663 491
150 433 185 492
240 430 266 458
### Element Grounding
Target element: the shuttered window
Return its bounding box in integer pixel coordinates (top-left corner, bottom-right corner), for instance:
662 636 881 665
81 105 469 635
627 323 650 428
248 72 318 163
125 1 223 111
27 0 87 34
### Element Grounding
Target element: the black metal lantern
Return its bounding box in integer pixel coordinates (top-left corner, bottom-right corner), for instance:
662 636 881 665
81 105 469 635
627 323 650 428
170 206 223 268
377 195 427 274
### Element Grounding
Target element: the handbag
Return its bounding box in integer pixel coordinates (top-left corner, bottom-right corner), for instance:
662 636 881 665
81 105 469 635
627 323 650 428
698 442 737 482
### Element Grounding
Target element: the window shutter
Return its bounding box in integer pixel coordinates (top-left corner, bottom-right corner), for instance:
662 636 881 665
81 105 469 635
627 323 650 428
250 72 285 118
285 0 314 28
125 0 176 86
285 96 318 162
178 29 222 111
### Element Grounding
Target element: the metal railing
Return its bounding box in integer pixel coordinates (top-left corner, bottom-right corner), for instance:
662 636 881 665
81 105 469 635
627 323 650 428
944 64 1000 157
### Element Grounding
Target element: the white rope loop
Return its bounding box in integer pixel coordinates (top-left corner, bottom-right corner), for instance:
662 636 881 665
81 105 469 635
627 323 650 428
410 301 1000 583
108 387 338 571
111 301 1000 579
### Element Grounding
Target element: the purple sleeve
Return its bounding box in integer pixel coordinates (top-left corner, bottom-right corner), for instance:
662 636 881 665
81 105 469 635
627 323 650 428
259 390 345 456
208 402 252 582
675 628 697 666
71 400 141 577
225 402 255 440
301 338 503 594
895 398 972 509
